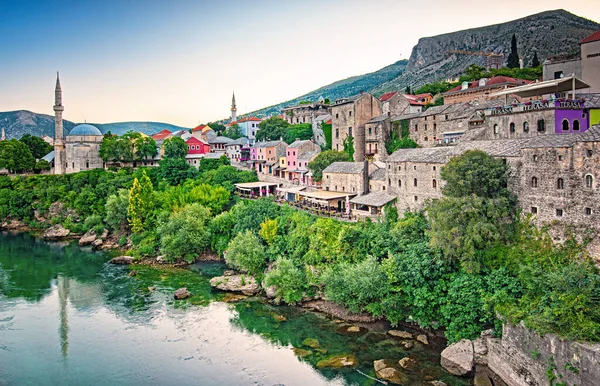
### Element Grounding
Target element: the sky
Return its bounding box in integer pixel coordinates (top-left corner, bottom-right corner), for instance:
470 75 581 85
1 0 599 127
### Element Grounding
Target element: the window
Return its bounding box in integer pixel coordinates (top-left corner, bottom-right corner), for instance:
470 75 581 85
531 176 538 188
413 178 418 187
585 174 594 188
398 180 401 187
335 113 339 119
413 165 417 170
562 119 570 131
537 119 545 132
368 127 372 135
424 136 428 141
432 179 437 188
558 155 563 161
434 123 437 130
557 178 564 189
348 127 352 137
383 186 386 191
433 166 436 171
510 122 515 133
445 114 449 120
556 208 563 217
335 129 339 139
531 207 538 214
425 124 428 131
573 119 580 131
587 149 593 157
415 124 418 132
414 196 418 202
523 122 529 133
85 161 89 169
585 207 592 216
554 71 563 79
493 124 499 134
533 155 538 162
349 111 352 117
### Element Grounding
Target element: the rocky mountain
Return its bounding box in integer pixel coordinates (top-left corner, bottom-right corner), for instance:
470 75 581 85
247 60 408 117
0 110 190 140
246 9 598 116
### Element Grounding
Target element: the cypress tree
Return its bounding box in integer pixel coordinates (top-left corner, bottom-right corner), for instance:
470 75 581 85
128 170 155 234
531 52 540 67
507 34 520 69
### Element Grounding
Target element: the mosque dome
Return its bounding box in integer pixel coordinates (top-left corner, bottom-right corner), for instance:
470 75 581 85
68 124 103 136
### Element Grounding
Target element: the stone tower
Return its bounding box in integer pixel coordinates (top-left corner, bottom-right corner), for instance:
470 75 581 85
231 92 237 123
1 128 5 141
53 72 66 175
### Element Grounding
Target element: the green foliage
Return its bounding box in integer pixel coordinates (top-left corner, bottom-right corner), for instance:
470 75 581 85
321 122 332 150
134 136 158 160
0 139 35 173
157 158 197 185
386 120 418 154
307 150 349 181
160 183 230 215
207 122 226 135
264 257 308 304
342 135 354 161
99 131 151 162
507 34 520 69
531 52 540 67
259 218 278 245
19 134 53 159
198 155 231 174
256 117 290 142
128 171 155 234
225 230 267 278
34 159 51 172
414 81 455 96
105 189 130 231
162 137 188 159
464 64 486 80
83 214 104 233
222 124 242 139
284 124 313 144
441 150 510 198
157 203 212 263
200 165 257 192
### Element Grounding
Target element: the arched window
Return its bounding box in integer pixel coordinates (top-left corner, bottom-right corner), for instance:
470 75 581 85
562 119 570 131
493 124 499 134
531 176 538 188
510 122 515 133
573 119 580 131
523 122 529 133
585 174 593 188
398 179 401 187
557 178 564 189
368 127 372 135
533 155 538 162
349 111 352 117
432 179 437 188
537 119 545 132
413 178 418 187
335 113 339 119
85 161 89 169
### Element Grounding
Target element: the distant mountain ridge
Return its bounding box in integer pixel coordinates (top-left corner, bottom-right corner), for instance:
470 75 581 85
0 110 190 140
246 9 599 117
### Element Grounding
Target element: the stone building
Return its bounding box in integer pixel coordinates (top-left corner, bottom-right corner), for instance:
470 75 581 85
283 102 331 125
331 93 382 161
250 140 287 174
364 114 390 161
379 92 429 116
311 114 331 148
443 76 532 105
321 161 379 195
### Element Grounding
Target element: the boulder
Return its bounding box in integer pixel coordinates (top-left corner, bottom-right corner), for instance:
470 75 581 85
398 357 416 370
265 285 278 299
128 270 137 277
347 326 361 333
91 239 103 248
302 338 320 349
440 339 474 376
474 373 493 386
316 354 357 369
401 340 414 349
109 255 135 265
292 348 312 358
222 293 247 303
373 359 408 385
174 287 190 300
388 330 413 339
79 229 97 246
417 334 429 345
473 337 488 365
99 229 109 240
209 274 259 296
42 225 70 240
1 219 26 230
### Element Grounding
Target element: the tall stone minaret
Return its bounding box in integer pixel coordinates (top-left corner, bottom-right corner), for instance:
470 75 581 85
1 128 5 141
231 92 237 123
53 72 66 175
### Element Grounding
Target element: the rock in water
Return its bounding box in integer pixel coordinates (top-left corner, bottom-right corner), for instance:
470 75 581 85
42 225 70 240
388 330 413 339
174 288 190 300
347 326 361 332
109 256 134 265
441 339 474 376
398 357 416 370
209 274 259 296
79 229 97 246
373 359 409 384
302 338 320 349
417 334 429 345
316 354 357 369
292 348 312 358
128 270 137 277
91 239 103 248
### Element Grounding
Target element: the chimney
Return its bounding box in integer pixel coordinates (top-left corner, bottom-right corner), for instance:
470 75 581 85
363 160 369 195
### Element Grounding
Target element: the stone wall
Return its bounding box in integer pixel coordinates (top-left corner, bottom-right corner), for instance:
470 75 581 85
486 322 600 386
386 160 444 211
65 136 104 174
322 172 363 194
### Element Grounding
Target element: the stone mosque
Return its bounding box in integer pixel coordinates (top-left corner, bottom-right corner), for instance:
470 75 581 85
52 73 104 174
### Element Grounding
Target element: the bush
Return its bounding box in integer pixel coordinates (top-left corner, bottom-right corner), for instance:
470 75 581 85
264 258 307 304
83 214 104 233
225 230 266 278
105 189 130 231
157 203 212 263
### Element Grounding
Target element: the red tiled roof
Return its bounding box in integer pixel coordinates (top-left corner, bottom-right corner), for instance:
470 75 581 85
325 119 332 124
413 93 433 99
580 30 600 44
237 117 262 123
192 124 207 132
186 136 208 145
446 76 531 93
379 91 398 102
152 129 172 140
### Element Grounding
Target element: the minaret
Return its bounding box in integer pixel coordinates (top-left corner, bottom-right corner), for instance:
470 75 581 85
231 92 237 123
53 72 66 175
1 128 5 141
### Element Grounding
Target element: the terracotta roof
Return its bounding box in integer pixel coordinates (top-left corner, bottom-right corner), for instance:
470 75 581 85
152 129 172 140
445 76 531 94
580 30 600 44
237 117 262 123
192 124 208 132
379 91 398 102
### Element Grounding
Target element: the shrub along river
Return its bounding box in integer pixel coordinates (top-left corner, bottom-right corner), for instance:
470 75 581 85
0 232 471 386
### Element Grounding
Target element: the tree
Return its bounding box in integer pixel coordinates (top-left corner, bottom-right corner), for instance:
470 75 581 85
99 134 119 162
19 134 53 159
342 135 355 161
441 150 510 198
264 258 307 304
530 52 540 67
307 150 349 181
222 124 242 140
105 189 130 231
135 136 158 160
225 230 267 277
0 139 35 173
157 158 197 185
404 86 411 94
157 203 212 263
207 122 226 134
507 34 520 69
34 159 51 173
284 124 313 144
464 64 486 80
128 170 155 233
256 117 290 141
162 137 188 159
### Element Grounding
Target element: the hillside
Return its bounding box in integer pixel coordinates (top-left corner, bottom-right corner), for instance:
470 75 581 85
246 59 408 117
247 9 598 116
0 110 190 140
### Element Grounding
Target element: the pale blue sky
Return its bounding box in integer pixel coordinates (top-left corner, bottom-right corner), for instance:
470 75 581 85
1 0 599 126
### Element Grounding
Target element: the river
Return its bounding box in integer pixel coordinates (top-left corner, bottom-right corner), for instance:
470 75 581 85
0 232 470 386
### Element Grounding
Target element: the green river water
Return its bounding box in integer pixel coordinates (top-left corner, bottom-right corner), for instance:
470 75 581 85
0 232 471 386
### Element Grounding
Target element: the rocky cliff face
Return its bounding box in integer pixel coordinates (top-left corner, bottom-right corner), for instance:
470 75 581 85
376 9 600 92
